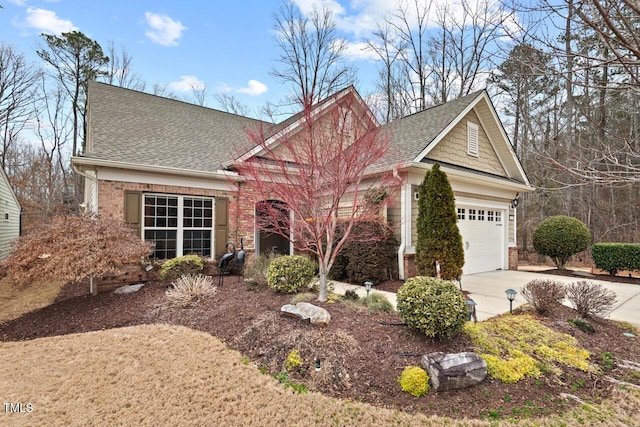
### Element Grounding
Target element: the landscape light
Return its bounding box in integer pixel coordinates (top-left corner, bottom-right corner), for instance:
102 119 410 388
505 289 517 314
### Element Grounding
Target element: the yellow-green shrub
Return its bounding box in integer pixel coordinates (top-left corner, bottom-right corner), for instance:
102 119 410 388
285 349 303 372
398 366 429 397
267 255 317 293
483 351 541 383
464 314 594 383
160 255 204 281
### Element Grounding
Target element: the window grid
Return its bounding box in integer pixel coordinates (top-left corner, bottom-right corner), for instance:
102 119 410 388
143 194 214 258
469 209 477 220
488 211 495 222
478 210 485 221
457 208 465 220
496 211 502 223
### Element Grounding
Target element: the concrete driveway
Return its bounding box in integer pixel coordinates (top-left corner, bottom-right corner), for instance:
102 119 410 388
461 270 640 326
332 269 639 327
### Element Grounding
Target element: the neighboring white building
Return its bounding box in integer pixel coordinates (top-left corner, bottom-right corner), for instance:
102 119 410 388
0 166 21 260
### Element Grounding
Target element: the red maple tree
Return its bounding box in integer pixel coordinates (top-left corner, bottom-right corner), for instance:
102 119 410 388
233 90 398 301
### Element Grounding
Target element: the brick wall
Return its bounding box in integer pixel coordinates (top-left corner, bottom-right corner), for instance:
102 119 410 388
98 178 240 244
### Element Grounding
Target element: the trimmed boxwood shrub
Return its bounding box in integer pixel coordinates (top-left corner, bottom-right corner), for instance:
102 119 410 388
532 216 590 270
592 243 640 275
398 366 430 397
396 276 468 339
267 255 317 293
160 255 204 281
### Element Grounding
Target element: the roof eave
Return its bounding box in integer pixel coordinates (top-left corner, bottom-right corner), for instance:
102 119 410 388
71 156 244 182
397 161 535 193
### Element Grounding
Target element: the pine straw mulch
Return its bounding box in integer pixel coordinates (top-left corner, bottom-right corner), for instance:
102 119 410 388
1 270 639 421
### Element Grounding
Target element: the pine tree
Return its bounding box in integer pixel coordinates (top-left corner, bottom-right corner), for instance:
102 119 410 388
415 163 464 280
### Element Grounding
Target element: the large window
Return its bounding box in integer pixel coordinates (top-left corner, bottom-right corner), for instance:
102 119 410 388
143 194 214 259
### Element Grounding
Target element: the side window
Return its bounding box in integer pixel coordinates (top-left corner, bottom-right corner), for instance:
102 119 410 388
457 208 465 220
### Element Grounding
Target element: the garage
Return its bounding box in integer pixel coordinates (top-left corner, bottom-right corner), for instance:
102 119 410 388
456 206 505 274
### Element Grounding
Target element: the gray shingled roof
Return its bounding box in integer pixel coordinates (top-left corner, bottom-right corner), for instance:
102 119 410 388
375 90 485 168
81 81 271 172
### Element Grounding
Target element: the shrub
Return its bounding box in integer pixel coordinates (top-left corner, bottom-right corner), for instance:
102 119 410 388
329 221 398 283
520 279 566 315
342 289 359 301
0 214 152 288
267 255 317 293
532 216 591 270
464 315 594 384
361 292 394 313
160 255 204 281
398 366 430 397
164 274 216 307
396 276 468 339
415 163 464 280
592 243 640 275
285 349 303 372
565 280 617 318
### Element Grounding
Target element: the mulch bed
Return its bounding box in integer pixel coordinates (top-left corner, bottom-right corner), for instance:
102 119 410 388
1 269 639 421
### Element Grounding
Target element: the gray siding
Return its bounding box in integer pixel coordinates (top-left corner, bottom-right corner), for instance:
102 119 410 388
0 170 21 260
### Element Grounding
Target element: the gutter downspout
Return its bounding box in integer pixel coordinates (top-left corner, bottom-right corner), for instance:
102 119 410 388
396 170 408 280
72 163 97 213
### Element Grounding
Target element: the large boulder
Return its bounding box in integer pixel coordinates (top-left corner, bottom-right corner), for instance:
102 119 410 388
281 302 331 326
421 352 487 392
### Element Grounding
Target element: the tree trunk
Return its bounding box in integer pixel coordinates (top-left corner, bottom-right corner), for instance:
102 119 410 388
318 264 329 302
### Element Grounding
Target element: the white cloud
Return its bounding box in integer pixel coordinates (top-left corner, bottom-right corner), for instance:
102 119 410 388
339 40 379 62
168 75 205 92
236 80 268 96
24 8 76 34
144 12 186 47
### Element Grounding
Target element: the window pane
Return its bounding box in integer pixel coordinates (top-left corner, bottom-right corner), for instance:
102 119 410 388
145 229 177 259
183 230 211 256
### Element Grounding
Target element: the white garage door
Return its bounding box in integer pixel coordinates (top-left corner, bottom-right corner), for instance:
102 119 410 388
456 206 504 274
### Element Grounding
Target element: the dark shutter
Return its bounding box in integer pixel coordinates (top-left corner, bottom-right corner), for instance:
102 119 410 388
124 191 141 237
215 198 228 256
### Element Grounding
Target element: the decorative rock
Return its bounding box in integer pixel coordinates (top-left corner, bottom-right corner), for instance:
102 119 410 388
281 302 331 326
114 283 146 294
421 352 487 392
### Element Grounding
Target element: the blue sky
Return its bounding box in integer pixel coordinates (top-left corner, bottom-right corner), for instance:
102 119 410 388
2 0 521 117
1 0 402 114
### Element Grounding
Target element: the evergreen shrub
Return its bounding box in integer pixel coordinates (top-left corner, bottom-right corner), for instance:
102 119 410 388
398 366 430 397
592 243 640 275
415 163 464 280
160 255 204 281
532 216 590 270
267 255 317 293
396 276 468 339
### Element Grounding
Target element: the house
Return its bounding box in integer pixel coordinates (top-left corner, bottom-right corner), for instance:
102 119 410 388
72 81 533 279
0 166 21 260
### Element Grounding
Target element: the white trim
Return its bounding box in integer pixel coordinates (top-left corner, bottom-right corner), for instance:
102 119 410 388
72 156 242 181
141 193 215 258
97 168 237 192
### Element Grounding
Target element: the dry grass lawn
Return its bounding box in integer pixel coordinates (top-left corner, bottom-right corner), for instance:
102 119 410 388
0 278 65 323
1 323 640 426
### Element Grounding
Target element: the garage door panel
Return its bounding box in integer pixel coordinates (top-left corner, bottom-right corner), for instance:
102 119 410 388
456 206 504 275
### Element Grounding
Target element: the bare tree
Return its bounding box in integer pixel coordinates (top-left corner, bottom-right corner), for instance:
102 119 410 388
428 0 512 103
366 21 411 122
271 1 356 109
232 92 397 302
388 0 434 111
103 41 146 91
214 92 251 116
0 43 42 168
188 81 208 107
